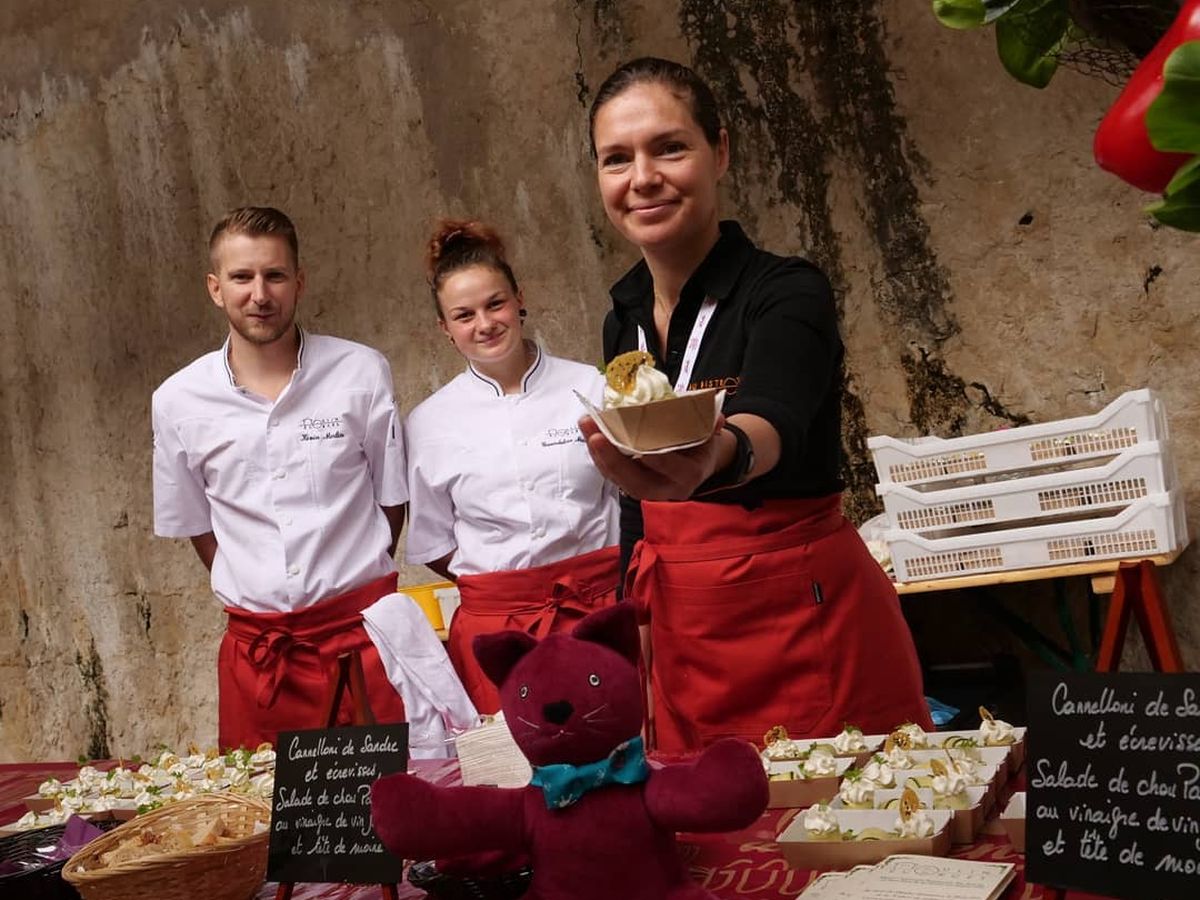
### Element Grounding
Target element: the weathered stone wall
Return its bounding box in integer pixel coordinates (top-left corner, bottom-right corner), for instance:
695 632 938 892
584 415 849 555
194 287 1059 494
1 0 1196 760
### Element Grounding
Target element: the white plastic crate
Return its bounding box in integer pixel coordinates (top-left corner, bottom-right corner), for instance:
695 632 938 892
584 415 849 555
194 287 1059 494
878 441 1174 534
868 390 1167 488
887 489 1188 583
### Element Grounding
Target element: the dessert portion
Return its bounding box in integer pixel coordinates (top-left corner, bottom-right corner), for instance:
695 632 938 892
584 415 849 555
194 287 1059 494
801 747 838 778
940 736 985 762
929 758 971 811
945 753 990 788
895 786 936 839
762 725 806 762
603 351 675 408
801 803 842 841
881 734 915 770
837 769 875 810
940 732 982 751
978 706 1017 745
860 755 896 789
893 722 930 749
832 725 868 754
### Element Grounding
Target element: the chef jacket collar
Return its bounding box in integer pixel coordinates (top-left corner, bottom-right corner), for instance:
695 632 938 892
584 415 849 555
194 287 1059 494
221 325 307 391
609 220 755 310
466 340 546 398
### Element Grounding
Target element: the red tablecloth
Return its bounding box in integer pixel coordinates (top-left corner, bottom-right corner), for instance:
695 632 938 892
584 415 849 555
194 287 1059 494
0 761 1101 899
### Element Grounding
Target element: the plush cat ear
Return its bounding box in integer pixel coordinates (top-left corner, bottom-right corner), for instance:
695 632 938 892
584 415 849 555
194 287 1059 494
474 630 539 689
572 603 639 666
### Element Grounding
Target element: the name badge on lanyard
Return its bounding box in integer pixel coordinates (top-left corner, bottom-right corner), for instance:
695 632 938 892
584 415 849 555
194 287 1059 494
636 296 718 394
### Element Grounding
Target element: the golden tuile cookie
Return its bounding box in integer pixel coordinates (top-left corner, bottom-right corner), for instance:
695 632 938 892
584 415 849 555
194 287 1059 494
979 705 995 724
605 350 657 395
929 758 949 778
763 725 790 747
900 787 920 822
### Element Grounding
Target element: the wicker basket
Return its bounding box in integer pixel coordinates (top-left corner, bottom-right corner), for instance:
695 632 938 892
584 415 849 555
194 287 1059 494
0 816 122 900
61 793 270 900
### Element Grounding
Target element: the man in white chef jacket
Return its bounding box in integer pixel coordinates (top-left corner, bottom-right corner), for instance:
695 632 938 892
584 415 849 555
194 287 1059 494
152 206 410 750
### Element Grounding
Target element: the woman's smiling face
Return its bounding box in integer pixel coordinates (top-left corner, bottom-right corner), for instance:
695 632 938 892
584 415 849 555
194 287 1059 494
437 264 525 368
592 81 728 255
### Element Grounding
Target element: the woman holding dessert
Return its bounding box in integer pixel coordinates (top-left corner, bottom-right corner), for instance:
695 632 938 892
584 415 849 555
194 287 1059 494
404 220 620 713
580 58 932 752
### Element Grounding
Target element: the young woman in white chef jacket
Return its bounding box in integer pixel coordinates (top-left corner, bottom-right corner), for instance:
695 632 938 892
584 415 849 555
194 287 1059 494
403 220 620 713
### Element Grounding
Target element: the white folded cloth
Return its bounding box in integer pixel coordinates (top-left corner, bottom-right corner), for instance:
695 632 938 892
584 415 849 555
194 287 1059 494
362 592 479 759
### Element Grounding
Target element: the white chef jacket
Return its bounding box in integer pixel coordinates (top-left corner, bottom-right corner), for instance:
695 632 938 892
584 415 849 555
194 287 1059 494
404 345 618 577
152 328 408 612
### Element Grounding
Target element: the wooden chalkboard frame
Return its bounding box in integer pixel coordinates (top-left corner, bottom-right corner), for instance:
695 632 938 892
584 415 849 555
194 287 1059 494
1038 560 1184 900
274 651 400 900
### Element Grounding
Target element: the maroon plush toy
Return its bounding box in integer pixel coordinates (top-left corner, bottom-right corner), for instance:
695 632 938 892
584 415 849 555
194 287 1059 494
371 602 769 899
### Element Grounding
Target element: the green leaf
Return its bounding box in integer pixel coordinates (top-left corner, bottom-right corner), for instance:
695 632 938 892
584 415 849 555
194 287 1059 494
995 0 1069 88
1146 156 1200 232
933 0 986 28
1146 41 1200 155
932 0 1024 29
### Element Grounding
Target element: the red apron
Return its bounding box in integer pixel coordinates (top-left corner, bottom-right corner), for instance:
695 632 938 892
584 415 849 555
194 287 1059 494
219 573 405 750
627 495 931 753
451 546 621 714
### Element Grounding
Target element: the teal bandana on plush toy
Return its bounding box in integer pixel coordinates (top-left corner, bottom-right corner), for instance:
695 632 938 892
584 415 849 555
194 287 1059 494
530 736 650 809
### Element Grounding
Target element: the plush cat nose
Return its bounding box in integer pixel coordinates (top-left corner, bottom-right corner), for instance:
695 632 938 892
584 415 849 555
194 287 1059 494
542 700 574 725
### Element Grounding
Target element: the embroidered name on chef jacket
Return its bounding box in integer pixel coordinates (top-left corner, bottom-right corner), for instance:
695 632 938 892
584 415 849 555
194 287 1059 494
299 414 346 442
541 425 585 448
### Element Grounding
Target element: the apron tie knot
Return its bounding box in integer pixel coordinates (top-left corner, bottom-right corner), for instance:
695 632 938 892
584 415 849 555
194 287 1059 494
528 576 593 639
247 628 320 708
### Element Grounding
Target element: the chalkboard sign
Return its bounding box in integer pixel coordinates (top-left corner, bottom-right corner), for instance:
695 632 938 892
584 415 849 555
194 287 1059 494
267 723 409 884
1026 672 1200 900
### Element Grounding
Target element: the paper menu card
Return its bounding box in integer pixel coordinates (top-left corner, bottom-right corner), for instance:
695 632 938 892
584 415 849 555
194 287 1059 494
801 855 1015 899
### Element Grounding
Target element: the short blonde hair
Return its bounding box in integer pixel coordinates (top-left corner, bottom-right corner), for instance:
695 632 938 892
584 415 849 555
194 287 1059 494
209 207 299 269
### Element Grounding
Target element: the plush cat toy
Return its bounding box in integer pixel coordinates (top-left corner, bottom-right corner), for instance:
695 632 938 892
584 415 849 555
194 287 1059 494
371 602 769 899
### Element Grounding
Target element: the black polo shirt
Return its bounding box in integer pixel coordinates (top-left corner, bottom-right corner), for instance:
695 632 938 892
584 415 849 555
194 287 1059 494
602 220 845 563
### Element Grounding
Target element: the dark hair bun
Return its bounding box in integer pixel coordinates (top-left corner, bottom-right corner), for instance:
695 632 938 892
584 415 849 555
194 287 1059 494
426 219 506 281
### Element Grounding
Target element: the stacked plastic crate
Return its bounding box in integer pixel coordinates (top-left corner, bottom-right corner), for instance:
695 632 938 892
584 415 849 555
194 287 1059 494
867 390 1189 583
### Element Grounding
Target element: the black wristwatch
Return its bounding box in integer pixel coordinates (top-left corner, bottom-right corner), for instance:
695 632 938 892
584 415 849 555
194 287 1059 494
695 422 755 495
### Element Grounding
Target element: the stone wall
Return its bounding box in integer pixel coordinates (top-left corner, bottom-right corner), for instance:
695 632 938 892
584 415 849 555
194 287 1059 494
1 0 1196 760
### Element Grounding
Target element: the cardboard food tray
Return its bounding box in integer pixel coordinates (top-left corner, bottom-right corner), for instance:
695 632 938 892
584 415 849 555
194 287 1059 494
21 795 55 814
777 739 883 768
764 756 853 809
1001 791 1026 852
872 761 1000 814
0 810 130 837
867 787 988 844
783 737 878 768
933 728 1026 772
909 747 1010 790
22 795 141 817
577 388 724 455
776 808 952 870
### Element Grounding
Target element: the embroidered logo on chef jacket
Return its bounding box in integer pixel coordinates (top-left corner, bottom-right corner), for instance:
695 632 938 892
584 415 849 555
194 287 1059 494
541 425 585 448
299 414 346 442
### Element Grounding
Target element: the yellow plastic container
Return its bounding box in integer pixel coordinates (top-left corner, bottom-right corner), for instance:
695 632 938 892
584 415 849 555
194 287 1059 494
402 581 453 631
